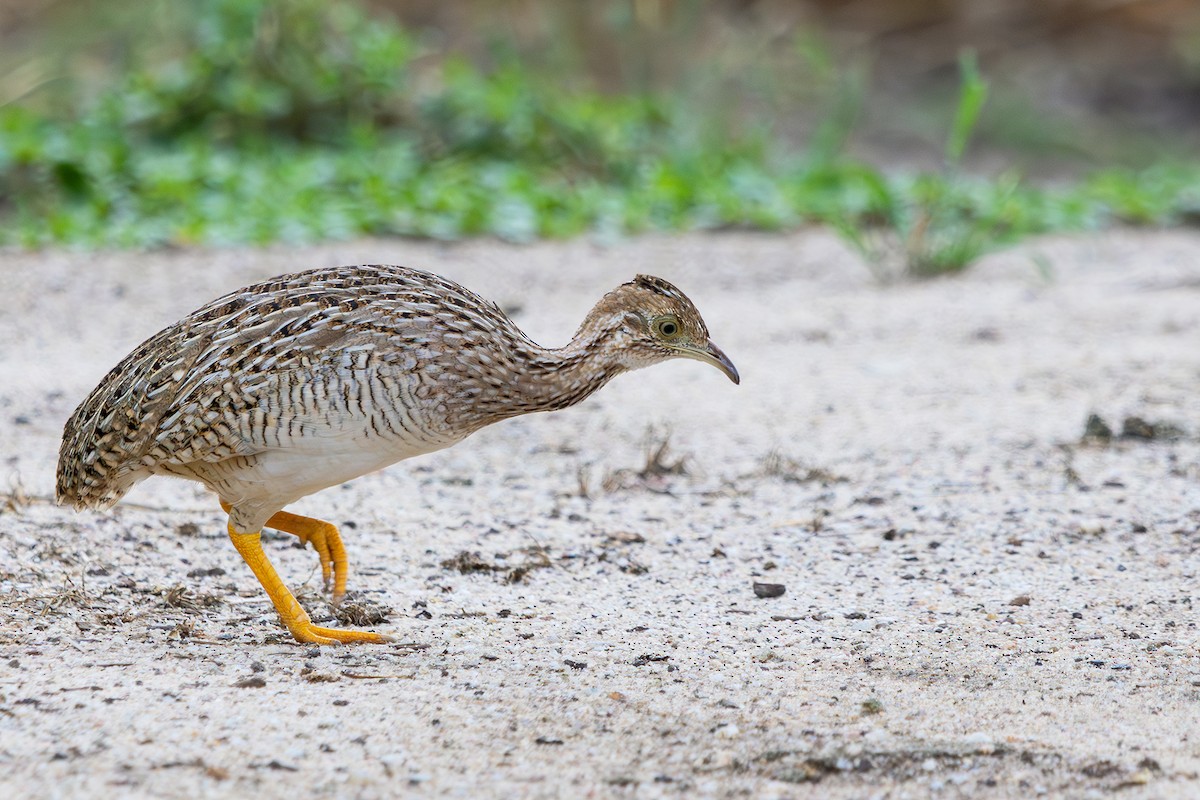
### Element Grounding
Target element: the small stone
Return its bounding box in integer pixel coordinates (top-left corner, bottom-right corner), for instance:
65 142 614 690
300 668 340 683
717 724 740 739
234 675 266 688
186 566 226 578
1120 416 1186 440
632 654 669 667
962 732 994 753
1009 595 1031 606
1123 770 1152 786
1082 414 1112 442
752 582 785 598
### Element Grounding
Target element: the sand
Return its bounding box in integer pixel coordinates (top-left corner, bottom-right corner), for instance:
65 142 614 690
0 230 1197 799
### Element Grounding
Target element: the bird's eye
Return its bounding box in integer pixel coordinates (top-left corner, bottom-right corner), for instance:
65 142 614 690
653 316 681 339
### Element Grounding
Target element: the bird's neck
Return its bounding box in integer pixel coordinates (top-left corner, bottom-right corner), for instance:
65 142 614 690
455 312 626 430
510 318 626 415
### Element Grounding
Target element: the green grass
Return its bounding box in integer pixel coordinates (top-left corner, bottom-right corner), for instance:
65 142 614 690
837 51 1008 281
2 0 1199 274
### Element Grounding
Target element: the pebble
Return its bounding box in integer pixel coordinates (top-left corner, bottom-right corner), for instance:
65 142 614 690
962 732 994 753
233 675 266 689
1125 769 1152 785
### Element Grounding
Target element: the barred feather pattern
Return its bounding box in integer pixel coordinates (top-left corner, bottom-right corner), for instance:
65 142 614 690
56 265 719 533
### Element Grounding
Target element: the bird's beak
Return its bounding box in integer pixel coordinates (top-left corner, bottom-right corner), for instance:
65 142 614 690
680 339 740 385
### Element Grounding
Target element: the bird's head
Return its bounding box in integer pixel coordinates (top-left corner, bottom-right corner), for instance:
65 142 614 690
585 274 740 384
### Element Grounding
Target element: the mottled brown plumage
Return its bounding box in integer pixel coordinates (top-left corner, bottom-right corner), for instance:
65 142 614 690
57 264 738 644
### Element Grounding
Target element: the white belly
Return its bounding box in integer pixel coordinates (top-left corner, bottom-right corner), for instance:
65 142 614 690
193 409 465 532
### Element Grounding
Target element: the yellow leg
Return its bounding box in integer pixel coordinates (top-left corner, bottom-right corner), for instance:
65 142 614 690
220 501 349 603
226 522 391 645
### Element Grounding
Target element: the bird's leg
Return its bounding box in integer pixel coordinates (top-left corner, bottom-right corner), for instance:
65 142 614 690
226 522 391 645
219 501 348 603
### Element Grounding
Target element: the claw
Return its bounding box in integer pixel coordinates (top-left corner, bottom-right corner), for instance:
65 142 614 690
296 528 335 592
260 511 349 601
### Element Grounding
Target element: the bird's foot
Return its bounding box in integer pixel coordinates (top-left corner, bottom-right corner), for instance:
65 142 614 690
294 524 345 602
222 502 350 602
285 619 395 646
262 511 349 604
227 525 389 645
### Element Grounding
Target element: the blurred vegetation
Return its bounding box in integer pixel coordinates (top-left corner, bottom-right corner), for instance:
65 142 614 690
1 0 1199 275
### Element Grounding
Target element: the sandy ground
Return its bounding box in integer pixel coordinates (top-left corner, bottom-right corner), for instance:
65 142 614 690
0 230 1198 799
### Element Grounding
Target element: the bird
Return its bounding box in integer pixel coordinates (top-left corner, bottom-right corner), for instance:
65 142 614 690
56 265 739 645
